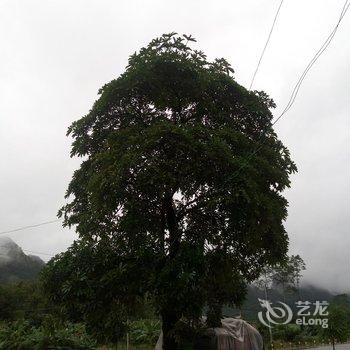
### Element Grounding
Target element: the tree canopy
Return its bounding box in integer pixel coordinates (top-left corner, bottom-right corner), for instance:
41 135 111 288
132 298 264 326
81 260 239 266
44 33 297 349
320 295 350 350
256 255 306 298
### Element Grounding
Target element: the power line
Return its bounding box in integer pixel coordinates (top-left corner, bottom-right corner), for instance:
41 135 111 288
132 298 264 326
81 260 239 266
0 220 61 257
23 249 55 257
0 2 348 249
201 0 350 200
274 0 350 125
249 0 285 90
242 0 350 175
0 243 56 257
0 219 61 236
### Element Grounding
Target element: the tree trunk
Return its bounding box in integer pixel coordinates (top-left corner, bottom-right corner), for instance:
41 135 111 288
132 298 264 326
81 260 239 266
163 193 180 258
162 194 181 350
332 338 335 350
207 302 222 328
162 311 179 350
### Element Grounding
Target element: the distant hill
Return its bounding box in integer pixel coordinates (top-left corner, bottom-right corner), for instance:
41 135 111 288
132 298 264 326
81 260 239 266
0 237 45 283
223 284 336 320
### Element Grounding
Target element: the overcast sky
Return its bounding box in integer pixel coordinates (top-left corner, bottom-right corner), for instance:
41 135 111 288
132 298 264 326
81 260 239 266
0 0 349 292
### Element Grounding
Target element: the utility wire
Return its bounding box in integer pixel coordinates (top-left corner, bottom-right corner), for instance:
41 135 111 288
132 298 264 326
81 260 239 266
0 250 54 257
22 249 55 257
226 0 350 185
177 0 350 211
0 244 56 257
0 2 349 246
274 0 350 125
0 220 61 257
249 0 285 90
0 219 61 236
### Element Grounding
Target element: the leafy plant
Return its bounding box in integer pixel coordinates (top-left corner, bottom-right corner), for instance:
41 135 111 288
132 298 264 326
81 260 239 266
0 318 96 350
128 319 161 345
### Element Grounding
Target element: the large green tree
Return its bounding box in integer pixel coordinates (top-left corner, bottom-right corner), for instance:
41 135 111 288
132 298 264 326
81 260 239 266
45 33 296 349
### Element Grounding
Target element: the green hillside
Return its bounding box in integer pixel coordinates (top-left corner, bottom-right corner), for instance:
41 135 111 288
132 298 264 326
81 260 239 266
0 237 45 283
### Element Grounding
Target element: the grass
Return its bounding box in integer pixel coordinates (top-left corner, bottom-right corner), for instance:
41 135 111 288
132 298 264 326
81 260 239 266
98 343 154 350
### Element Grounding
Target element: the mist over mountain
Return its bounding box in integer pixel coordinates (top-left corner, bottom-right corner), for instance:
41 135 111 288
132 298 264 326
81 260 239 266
0 237 45 283
0 236 344 308
223 284 340 320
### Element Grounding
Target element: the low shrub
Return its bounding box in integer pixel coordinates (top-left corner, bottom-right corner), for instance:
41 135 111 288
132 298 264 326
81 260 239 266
128 319 161 345
0 317 96 350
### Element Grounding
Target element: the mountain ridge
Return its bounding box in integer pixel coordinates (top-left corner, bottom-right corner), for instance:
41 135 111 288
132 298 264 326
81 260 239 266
0 237 45 283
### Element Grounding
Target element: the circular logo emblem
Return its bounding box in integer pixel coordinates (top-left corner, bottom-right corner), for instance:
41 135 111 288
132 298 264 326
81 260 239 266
258 298 293 328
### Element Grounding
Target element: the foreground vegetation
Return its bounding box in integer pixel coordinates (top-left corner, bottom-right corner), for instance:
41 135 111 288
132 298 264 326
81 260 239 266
0 320 95 350
1 280 350 349
0 317 159 350
0 281 160 349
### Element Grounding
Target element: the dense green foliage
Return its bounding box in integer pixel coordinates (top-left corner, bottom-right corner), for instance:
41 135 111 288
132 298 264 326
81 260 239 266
44 33 296 349
0 282 53 323
0 279 350 349
42 241 156 343
320 295 350 348
0 319 96 350
0 281 95 349
0 280 159 349
128 319 161 345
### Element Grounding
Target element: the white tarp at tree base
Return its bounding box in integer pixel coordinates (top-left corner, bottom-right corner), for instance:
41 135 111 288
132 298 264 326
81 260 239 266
155 318 264 350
